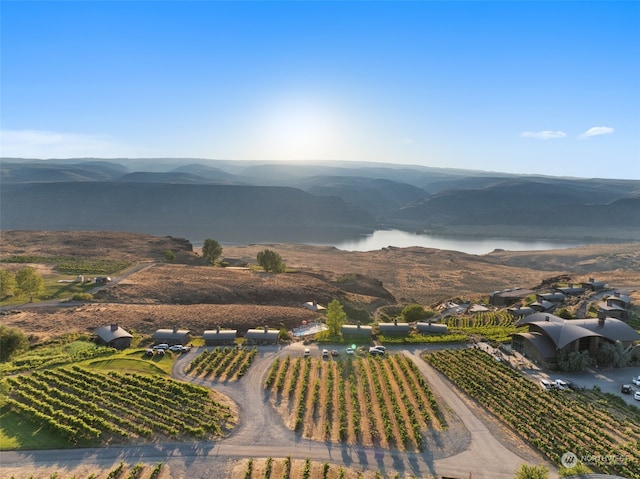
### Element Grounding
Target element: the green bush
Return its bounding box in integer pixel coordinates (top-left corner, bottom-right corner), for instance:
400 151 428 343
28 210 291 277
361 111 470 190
72 293 94 302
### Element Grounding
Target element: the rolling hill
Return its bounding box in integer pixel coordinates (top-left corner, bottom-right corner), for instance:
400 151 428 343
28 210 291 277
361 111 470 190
2 157 639 243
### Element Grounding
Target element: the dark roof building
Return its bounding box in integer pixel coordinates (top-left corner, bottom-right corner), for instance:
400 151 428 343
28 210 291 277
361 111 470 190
95 324 132 350
378 321 411 336
203 327 237 346
536 292 566 303
341 323 372 338
605 291 631 309
512 313 640 369
553 285 585 296
153 327 191 346
245 326 279 345
530 300 555 313
508 306 536 318
597 301 627 320
581 278 607 291
489 288 535 306
416 321 448 334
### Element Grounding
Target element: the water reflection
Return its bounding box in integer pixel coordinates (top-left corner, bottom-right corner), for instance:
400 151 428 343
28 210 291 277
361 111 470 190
324 229 584 255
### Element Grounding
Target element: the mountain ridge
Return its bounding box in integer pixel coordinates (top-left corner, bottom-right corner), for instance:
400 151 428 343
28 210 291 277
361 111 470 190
2 157 639 243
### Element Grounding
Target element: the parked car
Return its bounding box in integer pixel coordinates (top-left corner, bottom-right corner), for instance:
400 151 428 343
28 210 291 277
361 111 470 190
634 391 640 401
153 343 169 350
632 376 640 386
144 349 154 356
372 345 386 352
345 347 355 355
169 345 186 352
553 379 569 391
304 348 311 357
369 347 385 356
621 384 632 394
322 349 329 358
540 379 552 391
330 350 339 357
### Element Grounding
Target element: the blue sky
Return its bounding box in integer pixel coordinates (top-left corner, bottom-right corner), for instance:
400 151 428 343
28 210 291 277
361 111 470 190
1 1 638 179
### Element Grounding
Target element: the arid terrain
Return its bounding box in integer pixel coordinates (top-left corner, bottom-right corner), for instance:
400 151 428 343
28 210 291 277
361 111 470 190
1 230 639 340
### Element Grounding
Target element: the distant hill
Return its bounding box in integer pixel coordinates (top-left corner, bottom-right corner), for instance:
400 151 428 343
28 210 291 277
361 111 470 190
2 157 639 243
0 181 372 243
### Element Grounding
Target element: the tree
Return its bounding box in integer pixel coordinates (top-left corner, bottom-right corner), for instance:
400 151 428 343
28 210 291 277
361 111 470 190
514 464 549 479
559 461 592 477
557 349 592 372
326 299 347 337
401 303 436 322
164 250 176 262
595 341 630 368
202 238 223 265
556 308 574 319
15 267 45 302
0 325 29 362
0 268 17 298
256 249 285 273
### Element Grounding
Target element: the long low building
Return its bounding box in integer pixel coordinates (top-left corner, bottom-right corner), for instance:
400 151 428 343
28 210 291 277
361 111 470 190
512 312 640 369
245 326 279 345
203 328 237 346
153 327 191 346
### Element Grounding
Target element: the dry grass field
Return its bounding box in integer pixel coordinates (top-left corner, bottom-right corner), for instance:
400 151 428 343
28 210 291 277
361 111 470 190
1 231 639 341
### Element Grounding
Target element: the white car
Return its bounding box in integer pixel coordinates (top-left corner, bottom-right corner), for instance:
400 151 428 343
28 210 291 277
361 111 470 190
322 349 330 358
632 376 640 386
540 379 552 391
634 391 640 401
153 343 169 350
304 348 311 357
168 345 186 352
553 379 569 390
372 345 386 352
345 347 355 355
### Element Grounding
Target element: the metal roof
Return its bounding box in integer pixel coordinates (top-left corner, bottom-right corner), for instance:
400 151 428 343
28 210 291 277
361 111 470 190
153 329 191 340
513 331 557 359
95 324 132 343
515 313 640 349
245 328 279 339
203 329 237 339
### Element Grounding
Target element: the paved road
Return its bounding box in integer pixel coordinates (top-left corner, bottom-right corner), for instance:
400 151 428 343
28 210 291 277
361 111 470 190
1 342 557 478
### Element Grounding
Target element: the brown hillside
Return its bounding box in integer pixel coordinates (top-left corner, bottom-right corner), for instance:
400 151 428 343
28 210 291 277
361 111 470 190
1 231 638 340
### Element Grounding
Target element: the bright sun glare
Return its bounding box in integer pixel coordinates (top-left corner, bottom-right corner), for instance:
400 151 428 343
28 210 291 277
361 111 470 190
253 95 342 161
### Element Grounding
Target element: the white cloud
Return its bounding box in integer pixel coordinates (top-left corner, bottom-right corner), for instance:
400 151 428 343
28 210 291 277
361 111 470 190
519 130 567 140
0 129 145 158
578 126 614 139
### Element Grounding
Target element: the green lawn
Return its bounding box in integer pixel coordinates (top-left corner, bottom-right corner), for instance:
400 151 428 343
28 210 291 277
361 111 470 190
0 275 95 307
0 409 71 450
86 354 172 375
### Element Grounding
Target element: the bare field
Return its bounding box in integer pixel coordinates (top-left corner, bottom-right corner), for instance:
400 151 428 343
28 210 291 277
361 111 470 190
222 242 640 304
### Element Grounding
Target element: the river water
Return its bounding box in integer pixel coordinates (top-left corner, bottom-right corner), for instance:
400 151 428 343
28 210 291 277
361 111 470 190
323 229 585 255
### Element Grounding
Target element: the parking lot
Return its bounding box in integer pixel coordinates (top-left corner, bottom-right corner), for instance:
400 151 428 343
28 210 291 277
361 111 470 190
529 365 640 405
476 341 640 405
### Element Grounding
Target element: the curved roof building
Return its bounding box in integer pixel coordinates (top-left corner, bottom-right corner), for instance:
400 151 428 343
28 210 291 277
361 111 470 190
512 313 639 369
